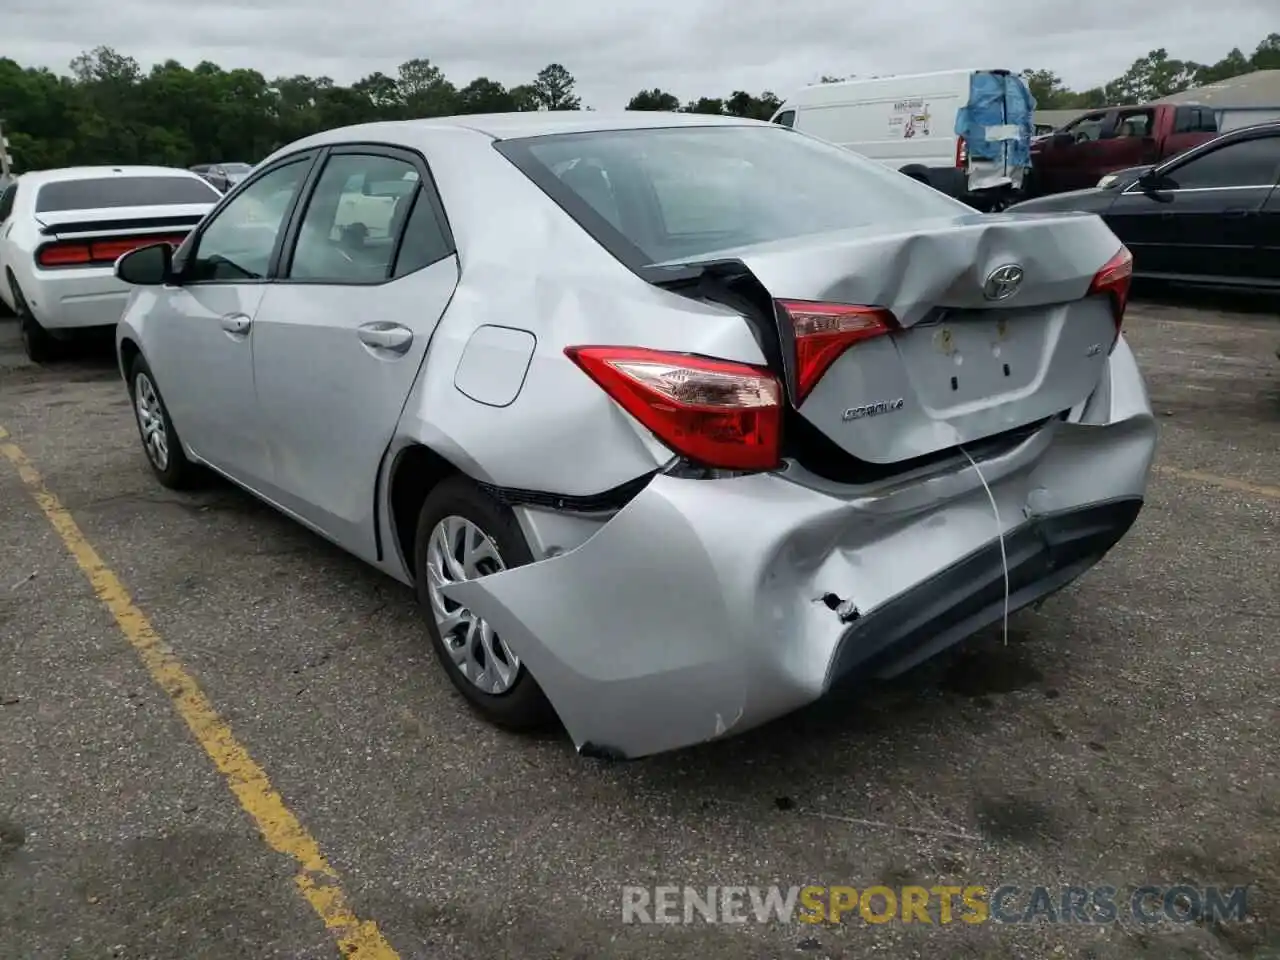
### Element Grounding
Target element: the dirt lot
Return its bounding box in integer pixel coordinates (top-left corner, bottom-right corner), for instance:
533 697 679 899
1 295 1277 960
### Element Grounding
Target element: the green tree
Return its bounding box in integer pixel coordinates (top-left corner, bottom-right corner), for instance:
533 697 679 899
397 58 457 117
681 97 724 115
456 77 517 114
1108 48 1200 102
627 88 680 111
532 63 581 110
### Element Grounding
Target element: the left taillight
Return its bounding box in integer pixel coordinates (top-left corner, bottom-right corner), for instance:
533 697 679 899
1088 246 1134 338
564 345 783 471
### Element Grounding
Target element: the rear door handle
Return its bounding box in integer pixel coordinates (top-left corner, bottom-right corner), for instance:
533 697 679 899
220 313 251 336
357 322 413 355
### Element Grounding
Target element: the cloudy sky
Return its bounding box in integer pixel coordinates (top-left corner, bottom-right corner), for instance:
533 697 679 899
2 0 1275 108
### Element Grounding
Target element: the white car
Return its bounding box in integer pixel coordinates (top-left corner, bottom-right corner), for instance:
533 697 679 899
0 165 221 362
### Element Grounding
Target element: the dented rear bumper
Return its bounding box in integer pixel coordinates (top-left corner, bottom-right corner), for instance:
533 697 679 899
443 338 1157 759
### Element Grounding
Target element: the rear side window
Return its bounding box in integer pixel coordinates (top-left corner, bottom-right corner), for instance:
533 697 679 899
1174 107 1219 134
0 183 16 222
34 176 220 213
1166 136 1280 189
496 125 964 268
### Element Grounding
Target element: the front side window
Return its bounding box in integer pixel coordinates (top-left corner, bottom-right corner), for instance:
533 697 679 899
1164 136 1280 190
1063 113 1108 142
288 153 423 282
499 125 964 268
773 110 796 128
0 184 16 222
187 158 311 282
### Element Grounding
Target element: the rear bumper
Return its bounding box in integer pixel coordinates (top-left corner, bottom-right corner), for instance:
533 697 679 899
23 269 131 330
444 337 1157 759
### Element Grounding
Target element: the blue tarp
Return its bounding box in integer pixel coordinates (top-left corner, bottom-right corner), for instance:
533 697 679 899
954 71 1037 170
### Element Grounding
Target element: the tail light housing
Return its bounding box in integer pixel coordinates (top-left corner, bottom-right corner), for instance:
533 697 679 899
564 346 782 471
1088 246 1134 339
36 234 188 269
955 136 968 168
776 300 899 405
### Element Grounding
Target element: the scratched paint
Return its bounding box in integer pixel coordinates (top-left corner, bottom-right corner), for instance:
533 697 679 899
0 425 400 960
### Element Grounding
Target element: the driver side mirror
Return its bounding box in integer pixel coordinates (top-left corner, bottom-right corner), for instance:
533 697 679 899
115 242 174 286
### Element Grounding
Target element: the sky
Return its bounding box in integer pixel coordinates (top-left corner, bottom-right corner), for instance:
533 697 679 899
2 0 1276 109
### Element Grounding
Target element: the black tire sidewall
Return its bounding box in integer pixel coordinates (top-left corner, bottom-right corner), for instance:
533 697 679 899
128 355 195 489
11 281 59 364
413 475 553 729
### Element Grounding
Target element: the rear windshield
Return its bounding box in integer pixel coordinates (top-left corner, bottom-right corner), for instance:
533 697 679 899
35 176 220 213
495 125 965 267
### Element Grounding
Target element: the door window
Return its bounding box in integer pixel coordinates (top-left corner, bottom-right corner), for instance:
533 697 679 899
187 158 311 281
1163 135 1280 189
1063 113 1108 143
773 110 796 128
287 153 426 282
1111 109 1153 139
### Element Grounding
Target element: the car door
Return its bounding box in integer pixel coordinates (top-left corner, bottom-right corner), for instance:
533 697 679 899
1035 111 1110 193
145 152 318 488
1119 131 1280 283
1095 107 1160 176
249 146 459 561
1259 181 1280 285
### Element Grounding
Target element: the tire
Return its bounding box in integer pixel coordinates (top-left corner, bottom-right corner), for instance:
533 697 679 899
127 354 200 489
414 475 554 730
10 278 61 364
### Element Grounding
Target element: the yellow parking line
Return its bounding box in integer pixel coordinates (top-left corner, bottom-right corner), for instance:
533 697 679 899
1155 465 1280 501
0 426 400 960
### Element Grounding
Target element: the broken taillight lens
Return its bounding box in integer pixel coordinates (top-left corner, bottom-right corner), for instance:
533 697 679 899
1088 246 1134 338
776 300 899 405
564 345 783 471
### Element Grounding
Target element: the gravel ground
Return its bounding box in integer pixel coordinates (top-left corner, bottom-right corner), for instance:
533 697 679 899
0 293 1277 960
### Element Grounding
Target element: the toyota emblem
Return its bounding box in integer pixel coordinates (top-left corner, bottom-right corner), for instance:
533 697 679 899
983 264 1024 301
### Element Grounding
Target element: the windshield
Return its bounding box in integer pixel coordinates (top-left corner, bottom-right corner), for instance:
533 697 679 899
35 176 220 212
496 125 967 267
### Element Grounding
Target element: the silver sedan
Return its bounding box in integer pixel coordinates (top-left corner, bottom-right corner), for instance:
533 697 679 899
113 111 1157 759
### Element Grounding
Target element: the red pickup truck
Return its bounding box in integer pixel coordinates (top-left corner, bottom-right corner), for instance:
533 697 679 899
1027 102 1222 196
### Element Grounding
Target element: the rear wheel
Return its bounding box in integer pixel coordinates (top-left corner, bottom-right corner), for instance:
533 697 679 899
414 475 554 730
128 355 200 489
10 278 61 364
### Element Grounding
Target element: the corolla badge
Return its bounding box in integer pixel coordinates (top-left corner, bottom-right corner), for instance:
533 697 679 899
983 263 1024 301
842 398 904 422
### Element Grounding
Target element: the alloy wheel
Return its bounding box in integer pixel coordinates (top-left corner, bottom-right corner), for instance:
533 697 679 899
134 372 170 470
424 515 521 695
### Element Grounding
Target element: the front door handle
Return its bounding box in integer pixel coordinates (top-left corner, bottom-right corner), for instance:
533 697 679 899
220 313 251 336
357 322 413 355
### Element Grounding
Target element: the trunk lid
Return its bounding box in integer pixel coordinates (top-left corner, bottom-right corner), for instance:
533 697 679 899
722 212 1123 465
35 203 212 241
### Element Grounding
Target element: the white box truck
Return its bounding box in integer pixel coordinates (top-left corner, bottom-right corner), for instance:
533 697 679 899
770 68 1036 210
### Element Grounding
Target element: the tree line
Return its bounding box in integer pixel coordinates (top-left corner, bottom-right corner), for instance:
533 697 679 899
0 34 1276 172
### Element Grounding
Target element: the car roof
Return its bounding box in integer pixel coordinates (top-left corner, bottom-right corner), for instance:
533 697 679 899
16 165 206 186
302 110 765 146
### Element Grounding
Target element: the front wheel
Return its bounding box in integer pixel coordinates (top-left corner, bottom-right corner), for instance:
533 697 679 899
414 475 554 730
128 355 201 489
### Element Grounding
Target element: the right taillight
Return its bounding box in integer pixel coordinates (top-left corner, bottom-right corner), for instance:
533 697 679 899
1088 246 1134 339
564 345 783 471
776 300 899 405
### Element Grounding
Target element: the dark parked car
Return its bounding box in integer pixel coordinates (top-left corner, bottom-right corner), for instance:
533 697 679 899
1010 121 1280 291
189 162 253 193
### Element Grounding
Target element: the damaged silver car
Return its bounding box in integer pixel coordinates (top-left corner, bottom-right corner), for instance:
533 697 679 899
113 112 1157 759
